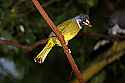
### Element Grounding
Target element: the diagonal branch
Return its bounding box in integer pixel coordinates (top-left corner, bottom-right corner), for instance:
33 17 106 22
32 0 84 83
71 40 125 83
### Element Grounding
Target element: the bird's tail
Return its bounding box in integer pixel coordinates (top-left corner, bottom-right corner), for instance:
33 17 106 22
34 38 55 63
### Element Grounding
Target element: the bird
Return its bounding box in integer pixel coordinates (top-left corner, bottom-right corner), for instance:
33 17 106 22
92 10 125 56
34 15 92 63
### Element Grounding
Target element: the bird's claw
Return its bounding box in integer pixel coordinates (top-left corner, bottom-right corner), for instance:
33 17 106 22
34 57 43 64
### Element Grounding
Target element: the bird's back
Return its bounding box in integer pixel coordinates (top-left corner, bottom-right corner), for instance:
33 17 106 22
49 18 80 42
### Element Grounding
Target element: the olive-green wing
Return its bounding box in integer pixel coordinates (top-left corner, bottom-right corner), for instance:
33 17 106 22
49 19 74 37
57 19 75 32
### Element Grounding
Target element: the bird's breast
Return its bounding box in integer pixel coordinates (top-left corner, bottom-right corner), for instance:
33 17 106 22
57 19 81 41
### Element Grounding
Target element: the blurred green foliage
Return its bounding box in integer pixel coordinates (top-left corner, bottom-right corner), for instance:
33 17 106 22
0 0 125 83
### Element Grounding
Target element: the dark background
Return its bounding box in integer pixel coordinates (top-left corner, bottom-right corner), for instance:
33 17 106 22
0 0 125 83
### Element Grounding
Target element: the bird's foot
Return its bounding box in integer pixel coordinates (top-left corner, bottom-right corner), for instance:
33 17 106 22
34 56 45 64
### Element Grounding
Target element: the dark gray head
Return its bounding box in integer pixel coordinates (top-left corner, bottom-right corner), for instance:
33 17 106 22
75 15 92 29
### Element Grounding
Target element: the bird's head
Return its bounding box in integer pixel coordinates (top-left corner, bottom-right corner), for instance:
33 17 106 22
75 15 92 29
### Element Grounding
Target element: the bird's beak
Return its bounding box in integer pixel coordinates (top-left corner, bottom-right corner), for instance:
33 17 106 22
88 23 92 27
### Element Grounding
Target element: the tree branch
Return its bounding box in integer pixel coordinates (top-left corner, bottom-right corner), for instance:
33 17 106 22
71 40 125 83
0 31 114 51
0 39 32 51
79 32 125 40
32 0 84 83
0 38 47 52
0 28 125 82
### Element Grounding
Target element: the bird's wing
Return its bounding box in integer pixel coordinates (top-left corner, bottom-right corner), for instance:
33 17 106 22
57 19 73 32
49 19 74 37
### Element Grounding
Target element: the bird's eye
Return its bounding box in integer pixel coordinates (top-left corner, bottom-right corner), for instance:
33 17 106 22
83 19 86 22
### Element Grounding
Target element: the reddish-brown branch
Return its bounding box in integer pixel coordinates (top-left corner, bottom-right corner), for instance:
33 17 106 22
31 38 48 48
32 0 84 83
0 32 124 52
0 40 32 51
79 32 110 39
0 38 47 52
80 32 125 40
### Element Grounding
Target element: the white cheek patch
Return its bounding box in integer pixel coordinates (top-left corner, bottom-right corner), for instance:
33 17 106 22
76 19 82 29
